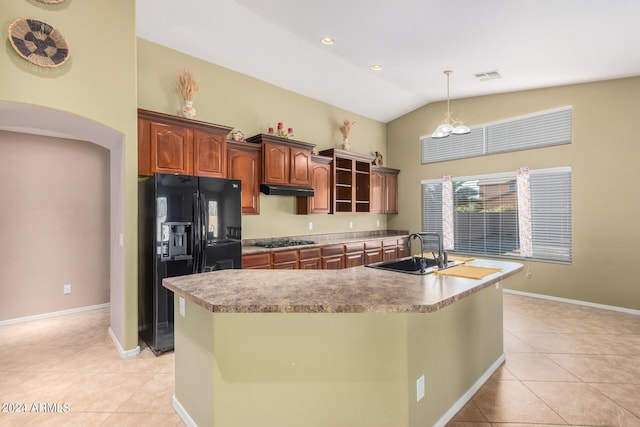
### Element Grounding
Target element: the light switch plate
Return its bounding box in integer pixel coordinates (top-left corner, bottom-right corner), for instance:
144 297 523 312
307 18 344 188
416 375 425 401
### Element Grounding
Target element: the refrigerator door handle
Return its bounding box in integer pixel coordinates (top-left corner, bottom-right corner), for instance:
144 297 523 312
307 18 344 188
199 194 207 272
192 192 200 274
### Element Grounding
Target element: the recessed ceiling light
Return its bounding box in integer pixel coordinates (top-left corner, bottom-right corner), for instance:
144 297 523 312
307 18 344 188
371 64 383 71
321 37 335 45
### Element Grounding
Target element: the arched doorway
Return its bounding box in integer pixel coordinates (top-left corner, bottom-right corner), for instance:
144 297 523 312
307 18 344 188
0 102 132 355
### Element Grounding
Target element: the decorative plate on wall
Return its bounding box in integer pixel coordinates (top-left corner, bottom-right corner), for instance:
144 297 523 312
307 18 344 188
8 18 70 67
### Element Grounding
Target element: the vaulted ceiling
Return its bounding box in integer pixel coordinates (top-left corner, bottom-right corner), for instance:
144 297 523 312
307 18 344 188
137 0 640 123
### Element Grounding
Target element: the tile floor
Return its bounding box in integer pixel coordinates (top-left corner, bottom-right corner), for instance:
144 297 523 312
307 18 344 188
0 293 638 426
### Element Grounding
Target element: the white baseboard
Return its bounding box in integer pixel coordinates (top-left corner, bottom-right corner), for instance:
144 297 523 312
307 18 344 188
173 395 197 427
504 289 640 316
108 326 140 359
0 303 110 326
434 353 506 427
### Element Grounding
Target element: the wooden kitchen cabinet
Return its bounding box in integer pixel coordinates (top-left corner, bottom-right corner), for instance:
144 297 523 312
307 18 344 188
364 240 382 264
344 242 365 268
227 141 261 215
382 239 399 261
242 253 271 269
397 237 410 258
321 244 345 269
246 134 315 187
370 166 400 214
272 250 298 269
299 247 321 269
297 155 332 214
319 149 375 214
138 109 232 177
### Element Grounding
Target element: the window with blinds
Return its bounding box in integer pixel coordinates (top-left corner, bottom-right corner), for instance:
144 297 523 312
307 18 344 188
421 167 572 263
421 106 572 164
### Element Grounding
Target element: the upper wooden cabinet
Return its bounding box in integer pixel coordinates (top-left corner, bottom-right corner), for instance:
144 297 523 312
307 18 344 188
320 149 375 214
297 155 332 214
137 109 232 178
246 134 315 187
370 166 400 214
227 141 261 215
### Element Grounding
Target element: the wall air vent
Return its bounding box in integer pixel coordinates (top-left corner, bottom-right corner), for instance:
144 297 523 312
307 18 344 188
474 70 502 81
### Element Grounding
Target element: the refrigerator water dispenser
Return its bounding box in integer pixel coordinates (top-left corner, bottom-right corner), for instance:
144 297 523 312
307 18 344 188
160 222 193 261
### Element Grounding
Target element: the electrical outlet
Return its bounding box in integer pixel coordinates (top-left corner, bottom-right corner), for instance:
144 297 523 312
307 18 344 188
376 219 380 227
63 284 71 295
179 297 185 317
308 222 313 231
416 375 425 401
348 221 353 229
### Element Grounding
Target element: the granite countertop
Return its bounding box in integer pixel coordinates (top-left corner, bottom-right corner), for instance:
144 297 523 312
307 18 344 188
242 230 410 254
163 259 523 314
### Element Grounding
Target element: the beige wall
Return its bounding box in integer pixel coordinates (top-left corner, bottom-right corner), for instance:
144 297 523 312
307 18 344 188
137 39 390 239
1 0 138 349
387 77 640 310
0 131 110 320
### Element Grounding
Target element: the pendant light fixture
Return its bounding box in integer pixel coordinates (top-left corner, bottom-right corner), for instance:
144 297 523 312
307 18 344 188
431 70 470 138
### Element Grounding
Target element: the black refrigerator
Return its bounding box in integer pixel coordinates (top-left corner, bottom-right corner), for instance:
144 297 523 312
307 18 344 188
138 173 242 354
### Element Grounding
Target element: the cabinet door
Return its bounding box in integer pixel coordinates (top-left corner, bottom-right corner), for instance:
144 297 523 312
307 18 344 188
263 142 290 184
299 258 321 269
382 240 398 261
227 147 260 215
384 172 399 214
298 162 331 214
194 130 226 177
370 170 384 213
364 249 382 265
322 255 344 270
290 147 312 186
150 122 193 175
397 238 410 258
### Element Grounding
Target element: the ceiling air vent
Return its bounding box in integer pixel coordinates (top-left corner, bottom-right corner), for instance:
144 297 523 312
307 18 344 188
474 70 502 81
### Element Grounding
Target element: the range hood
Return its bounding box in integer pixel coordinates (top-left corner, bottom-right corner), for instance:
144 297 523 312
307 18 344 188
260 184 314 197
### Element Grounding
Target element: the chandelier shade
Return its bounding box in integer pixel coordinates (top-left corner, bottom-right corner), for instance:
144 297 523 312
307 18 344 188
431 70 470 139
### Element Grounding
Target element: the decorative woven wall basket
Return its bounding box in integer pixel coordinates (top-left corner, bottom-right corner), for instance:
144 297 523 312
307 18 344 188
8 18 70 67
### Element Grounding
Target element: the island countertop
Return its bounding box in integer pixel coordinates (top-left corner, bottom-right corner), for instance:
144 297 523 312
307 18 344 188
163 258 523 314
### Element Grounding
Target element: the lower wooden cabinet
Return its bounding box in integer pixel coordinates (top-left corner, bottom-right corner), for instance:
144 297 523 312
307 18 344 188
242 235 408 271
382 239 399 261
299 248 321 269
272 250 298 269
344 242 365 268
242 253 271 269
321 244 345 270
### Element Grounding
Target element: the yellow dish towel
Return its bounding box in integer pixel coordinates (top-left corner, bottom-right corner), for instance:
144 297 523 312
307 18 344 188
434 265 502 279
447 255 476 262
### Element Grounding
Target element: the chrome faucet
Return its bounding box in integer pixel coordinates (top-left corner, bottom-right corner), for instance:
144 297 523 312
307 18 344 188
408 233 428 273
409 232 448 269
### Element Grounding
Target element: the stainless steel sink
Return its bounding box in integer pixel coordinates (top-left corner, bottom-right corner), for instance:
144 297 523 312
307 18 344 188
366 256 459 275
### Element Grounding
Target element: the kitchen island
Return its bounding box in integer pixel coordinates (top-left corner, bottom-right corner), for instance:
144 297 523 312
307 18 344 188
164 259 523 427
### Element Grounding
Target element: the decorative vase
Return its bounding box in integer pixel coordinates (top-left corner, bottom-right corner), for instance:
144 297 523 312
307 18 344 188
182 100 196 118
342 138 351 151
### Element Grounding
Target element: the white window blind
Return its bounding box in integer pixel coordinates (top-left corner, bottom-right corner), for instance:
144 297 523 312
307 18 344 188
421 167 572 263
421 106 572 164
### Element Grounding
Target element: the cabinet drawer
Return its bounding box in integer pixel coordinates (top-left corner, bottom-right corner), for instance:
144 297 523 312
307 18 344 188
364 240 382 250
344 242 364 253
242 253 271 269
383 239 397 247
272 250 298 264
321 244 344 257
299 247 321 260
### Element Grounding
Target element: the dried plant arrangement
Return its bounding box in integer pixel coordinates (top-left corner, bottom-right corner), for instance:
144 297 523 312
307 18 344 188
176 68 200 101
339 119 355 140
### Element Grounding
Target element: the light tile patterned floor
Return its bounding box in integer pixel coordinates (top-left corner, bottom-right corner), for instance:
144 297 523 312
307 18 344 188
448 293 640 427
1 293 638 426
